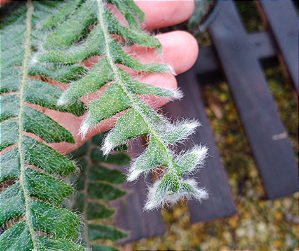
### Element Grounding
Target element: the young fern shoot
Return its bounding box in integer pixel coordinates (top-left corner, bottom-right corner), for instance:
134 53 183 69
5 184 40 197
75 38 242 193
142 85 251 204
36 0 209 210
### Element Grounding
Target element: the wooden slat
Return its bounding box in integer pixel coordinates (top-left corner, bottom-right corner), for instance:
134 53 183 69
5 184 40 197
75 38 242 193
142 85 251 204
163 69 237 223
194 45 222 82
194 31 278 82
208 1 298 200
248 31 278 68
110 138 166 244
256 0 298 91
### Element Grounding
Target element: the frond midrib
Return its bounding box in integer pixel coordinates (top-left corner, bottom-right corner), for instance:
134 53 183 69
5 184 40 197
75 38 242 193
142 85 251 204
16 0 37 248
96 0 177 175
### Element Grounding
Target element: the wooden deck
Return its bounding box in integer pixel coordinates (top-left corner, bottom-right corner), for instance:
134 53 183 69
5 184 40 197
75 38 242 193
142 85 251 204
110 1 298 243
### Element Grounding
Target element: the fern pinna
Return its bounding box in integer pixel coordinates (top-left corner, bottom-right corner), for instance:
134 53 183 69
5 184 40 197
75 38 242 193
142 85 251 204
1 0 208 250
67 132 130 250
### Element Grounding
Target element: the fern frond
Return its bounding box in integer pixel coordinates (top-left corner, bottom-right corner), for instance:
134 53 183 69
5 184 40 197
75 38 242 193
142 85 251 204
67 132 129 250
0 1 87 250
34 0 208 210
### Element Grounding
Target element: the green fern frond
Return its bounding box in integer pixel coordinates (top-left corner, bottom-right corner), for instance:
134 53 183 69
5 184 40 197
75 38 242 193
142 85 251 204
34 0 209 210
1 1 86 250
67 132 129 250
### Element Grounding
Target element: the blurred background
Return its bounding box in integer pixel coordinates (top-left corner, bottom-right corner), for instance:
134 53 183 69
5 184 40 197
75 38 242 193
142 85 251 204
115 1 298 250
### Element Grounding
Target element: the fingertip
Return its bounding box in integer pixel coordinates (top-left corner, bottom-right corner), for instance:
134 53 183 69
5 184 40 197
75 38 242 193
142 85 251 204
156 31 199 75
135 0 195 29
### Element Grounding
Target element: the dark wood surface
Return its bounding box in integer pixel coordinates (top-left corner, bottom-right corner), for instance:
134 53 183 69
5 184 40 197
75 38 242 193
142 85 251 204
110 1 297 243
194 31 278 82
163 70 237 223
256 1 298 91
208 1 298 200
248 31 278 69
110 138 166 244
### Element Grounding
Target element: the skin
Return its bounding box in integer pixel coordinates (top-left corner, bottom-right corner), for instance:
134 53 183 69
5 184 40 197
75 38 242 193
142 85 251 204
2 0 199 154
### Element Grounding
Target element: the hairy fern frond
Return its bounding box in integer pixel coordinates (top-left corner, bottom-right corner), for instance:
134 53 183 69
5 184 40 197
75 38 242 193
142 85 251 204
1 1 209 248
0 1 87 250
34 0 209 210
67 132 130 250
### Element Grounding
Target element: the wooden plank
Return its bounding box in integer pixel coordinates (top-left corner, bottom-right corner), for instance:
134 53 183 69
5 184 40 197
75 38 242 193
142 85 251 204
194 31 278 82
163 69 237 223
110 138 166 244
208 1 298 200
194 45 222 82
248 31 278 68
256 1 298 91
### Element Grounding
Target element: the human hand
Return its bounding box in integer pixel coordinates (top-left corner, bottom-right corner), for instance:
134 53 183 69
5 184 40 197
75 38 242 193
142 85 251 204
2 0 199 154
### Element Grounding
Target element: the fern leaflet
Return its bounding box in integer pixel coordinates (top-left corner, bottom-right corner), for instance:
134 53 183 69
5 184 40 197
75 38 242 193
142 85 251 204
67 132 130 250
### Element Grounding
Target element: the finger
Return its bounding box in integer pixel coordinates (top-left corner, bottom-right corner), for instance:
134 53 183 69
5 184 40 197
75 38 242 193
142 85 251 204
106 0 194 30
81 31 198 96
131 31 199 75
135 0 195 30
0 0 13 7
1 1 195 30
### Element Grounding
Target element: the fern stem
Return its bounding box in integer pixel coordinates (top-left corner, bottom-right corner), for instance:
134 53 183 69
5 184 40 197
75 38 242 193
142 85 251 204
17 1 37 249
96 0 177 176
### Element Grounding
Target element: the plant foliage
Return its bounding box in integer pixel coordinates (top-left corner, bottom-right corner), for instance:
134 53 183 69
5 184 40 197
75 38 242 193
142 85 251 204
0 1 87 250
35 0 209 210
67 132 130 250
1 0 208 250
